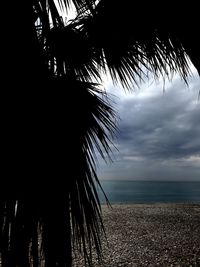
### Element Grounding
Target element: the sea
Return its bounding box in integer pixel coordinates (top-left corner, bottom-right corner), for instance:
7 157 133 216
97 180 200 204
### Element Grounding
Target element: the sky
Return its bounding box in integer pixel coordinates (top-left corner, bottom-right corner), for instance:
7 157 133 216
97 67 200 181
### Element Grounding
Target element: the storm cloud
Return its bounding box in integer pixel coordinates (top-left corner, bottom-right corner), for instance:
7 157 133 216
97 69 200 181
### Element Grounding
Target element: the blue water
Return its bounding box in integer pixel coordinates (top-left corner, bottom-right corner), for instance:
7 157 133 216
97 180 200 204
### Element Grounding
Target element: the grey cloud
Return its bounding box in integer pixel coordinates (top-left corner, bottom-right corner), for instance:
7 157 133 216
117 80 199 159
98 72 200 181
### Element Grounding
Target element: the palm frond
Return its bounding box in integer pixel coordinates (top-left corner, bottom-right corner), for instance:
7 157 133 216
34 0 199 87
48 77 116 265
50 0 96 16
0 77 117 266
76 0 195 88
47 24 101 81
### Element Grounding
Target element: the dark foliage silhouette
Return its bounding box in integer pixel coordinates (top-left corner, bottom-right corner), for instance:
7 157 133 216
1 1 199 266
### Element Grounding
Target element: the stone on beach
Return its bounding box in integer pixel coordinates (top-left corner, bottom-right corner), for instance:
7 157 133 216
73 203 200 267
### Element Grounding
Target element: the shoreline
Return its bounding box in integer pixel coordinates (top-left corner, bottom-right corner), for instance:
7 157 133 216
101 202 200 206
73 203 200 266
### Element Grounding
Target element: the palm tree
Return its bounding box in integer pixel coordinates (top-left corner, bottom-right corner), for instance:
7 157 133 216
1 1 199 266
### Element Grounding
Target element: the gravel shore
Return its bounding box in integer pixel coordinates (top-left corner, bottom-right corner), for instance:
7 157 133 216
73 203 200 267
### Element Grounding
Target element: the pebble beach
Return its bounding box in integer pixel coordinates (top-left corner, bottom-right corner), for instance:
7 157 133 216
73 203 200 267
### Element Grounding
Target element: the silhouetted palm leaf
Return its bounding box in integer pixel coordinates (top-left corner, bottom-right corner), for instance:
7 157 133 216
66 79 116 265
0 75 116 266
34 0 198 86
48 25 101 81
74 1 193 88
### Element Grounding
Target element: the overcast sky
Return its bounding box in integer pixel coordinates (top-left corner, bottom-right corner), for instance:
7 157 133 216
97 67 200 181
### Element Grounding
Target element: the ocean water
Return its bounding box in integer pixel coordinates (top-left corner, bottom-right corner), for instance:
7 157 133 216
97 180 200 204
